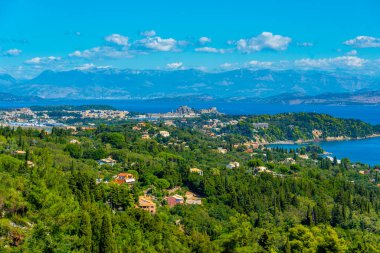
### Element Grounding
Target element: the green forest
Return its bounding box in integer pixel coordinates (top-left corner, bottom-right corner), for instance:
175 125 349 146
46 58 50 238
219 113 379 142
0 112 379 252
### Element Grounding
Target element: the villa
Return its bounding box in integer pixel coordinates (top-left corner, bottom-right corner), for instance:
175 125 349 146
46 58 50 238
138 196 156 214
159 130 170 137
113 173 136 185
226 161 240 169
98 157 117 166
167 194 184 207
189 168 203 176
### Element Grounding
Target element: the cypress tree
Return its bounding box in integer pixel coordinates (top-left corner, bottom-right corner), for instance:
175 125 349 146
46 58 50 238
80 211 92 252
284 238 291 253
305 205 314 226
99 212 115 253
258 231 272 252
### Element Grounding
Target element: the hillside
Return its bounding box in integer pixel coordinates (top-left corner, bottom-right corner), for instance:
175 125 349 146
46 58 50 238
0 116 379 252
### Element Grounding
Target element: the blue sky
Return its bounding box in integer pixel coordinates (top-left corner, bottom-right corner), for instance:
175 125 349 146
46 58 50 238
1 0 380 78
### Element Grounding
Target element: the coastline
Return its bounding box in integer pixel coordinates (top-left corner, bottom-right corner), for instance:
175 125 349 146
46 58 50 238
267 133 380 145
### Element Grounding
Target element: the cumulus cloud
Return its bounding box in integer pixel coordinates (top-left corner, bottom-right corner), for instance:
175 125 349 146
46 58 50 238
69 32 187 58
3 48 22 56
166 62 184 70
295 56 367 69
199 37 211 44
141 30 156 37
236 32 291 53
70 33 132 59
195 47 228 54
104 34 130 46
134 36 182 52
25 56 61 64
344 36 380 48
69 46 131 59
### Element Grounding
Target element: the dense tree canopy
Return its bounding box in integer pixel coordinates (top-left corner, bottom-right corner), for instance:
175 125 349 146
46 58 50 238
0 113 379 252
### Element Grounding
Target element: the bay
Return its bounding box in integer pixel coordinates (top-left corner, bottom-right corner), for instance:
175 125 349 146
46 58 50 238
268 137 380 166
1 100 379 165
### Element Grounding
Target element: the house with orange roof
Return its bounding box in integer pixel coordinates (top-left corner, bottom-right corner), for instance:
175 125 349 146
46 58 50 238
13 150 26 155
138 196 156 214
113 173 136 185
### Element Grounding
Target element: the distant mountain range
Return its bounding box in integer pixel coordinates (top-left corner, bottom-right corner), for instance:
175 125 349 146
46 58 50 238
1 69 380 104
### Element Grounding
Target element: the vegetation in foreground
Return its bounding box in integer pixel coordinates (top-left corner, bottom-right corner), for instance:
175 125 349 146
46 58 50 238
0 113 379 252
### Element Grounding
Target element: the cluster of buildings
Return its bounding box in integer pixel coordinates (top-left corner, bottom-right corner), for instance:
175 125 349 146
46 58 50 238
95 158 203 214
136 190 203 215
146 106 221 119
131 122 172 140
0 108 61 129
0 108 131 131
78 110 129 119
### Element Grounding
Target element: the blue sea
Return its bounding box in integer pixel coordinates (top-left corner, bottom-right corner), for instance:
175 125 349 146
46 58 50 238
268 138 380 166
1 100 379 165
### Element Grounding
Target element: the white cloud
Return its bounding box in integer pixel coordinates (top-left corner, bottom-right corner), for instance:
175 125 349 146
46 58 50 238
219 62 239 71
195 47 227 53
141 30 156 37
199 37 211 44
246 60 273 68
297 42 313 47
295 56 367 69
134 36 181 52
104 34 130 46
344 36 380 48
236 32 291 53
3 48 22 56
70 33 184 58
69 50 83 57
25 56 61 64
346 50 357 56
75 63 112 70
69 32 189 59
76 63 96 70
69 46 131 59
166 62 184 70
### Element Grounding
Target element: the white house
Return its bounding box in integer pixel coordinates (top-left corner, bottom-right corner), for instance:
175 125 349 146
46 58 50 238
226 161 240 169
159 131 170 137
98 157 117 166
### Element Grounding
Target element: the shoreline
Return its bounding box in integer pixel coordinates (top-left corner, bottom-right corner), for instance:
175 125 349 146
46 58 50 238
267 133 380 145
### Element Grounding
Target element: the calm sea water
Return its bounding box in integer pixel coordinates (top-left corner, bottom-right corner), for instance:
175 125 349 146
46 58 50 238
268 137 380 166
1 100 379 165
